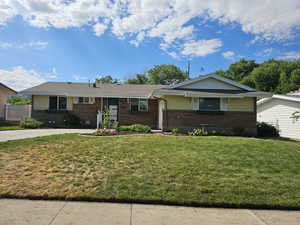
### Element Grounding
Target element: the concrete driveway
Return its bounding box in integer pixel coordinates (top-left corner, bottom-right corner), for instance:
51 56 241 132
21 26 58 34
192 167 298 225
0 129 94 142
0 199 299 225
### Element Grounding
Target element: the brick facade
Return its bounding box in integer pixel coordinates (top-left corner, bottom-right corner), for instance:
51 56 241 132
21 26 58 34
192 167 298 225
32 97 159 128
164 110 257 135
72 97 101 126
118 98 158 128
31 110 69 127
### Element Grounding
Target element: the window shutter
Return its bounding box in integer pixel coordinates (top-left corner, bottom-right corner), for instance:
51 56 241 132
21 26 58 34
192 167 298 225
220 98 228 111
73 97 79 104
89 97 95 104
192 98 199 111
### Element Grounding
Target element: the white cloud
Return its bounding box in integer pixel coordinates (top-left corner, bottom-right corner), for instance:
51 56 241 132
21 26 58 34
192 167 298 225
181 39 222 57
93 23 108 36
279 51 300 60
222 51 235 59
1 0 300 57
73 75 88 81
0 41 48 49
0 66 46 91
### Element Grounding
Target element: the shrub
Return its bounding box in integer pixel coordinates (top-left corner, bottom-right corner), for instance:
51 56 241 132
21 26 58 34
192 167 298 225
131 124 151 133
63 113 81 128
209 130 230 136
232 127 246 136
20 118 43 129
119 124 151 133
257 122 279 137
232 127 254 137
171 128 178 135
188 128 208 136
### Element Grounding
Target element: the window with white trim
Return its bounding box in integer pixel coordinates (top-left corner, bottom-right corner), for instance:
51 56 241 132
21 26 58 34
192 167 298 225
130 98 148 112
49 96 67 110
199 98 220 111
78 97 90 104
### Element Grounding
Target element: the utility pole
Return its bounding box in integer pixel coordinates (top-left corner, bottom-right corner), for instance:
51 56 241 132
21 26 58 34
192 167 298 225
187 60 191 78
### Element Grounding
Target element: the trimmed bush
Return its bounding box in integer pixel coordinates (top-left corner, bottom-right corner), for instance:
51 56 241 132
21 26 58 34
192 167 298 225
63 113 81 128
20 118 43 129
119 124 151 133
257 122 279 137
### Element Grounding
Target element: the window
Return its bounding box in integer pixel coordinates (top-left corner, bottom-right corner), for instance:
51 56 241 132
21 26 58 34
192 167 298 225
130 98 148 112
199 98 220 111
78 97 89 104
49 96 67 110
139 99 148 112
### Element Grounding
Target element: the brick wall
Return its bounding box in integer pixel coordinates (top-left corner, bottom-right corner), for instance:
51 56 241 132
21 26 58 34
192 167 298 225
118 98 158 128
32 98 101 127
164 110 257 135
31 110 68 127
72 97 101 126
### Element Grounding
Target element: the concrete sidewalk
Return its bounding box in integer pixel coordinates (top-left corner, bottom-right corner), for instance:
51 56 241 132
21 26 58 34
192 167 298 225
0 199 299 225
0 129 94 142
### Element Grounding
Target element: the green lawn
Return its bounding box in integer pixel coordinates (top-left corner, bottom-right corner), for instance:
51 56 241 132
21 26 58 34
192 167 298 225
0 134 300 209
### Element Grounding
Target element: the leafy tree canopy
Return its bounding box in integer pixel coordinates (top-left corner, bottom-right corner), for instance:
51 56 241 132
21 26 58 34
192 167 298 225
215 58 300 94
126 74 148 84
148 64 189 85
96 75 119 84
125 64 188 85
7 95 31 105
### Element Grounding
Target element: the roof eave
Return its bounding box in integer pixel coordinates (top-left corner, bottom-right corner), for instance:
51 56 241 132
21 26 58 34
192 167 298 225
257 94 300 105
167 74 255 91
20 91 152 99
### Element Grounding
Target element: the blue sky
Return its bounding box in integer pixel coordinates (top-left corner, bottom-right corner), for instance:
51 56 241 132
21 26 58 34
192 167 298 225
0 0 300 90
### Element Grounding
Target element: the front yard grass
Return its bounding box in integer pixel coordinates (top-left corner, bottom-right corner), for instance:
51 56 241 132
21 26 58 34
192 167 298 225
0 134 300 209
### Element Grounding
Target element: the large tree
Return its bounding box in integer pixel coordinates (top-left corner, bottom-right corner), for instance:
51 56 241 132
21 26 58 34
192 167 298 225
96 75 118 84
226 59 258 81
291 69 300 87
251 62 281 92
126 74 148 84
147 64 189 85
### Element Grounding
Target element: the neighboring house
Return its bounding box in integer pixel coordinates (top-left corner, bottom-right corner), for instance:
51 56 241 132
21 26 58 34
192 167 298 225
257 94 300 139
21 74 271 134
0 83 17 120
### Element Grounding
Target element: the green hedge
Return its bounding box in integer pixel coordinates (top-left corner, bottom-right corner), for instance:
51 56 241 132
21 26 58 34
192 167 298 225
118 124 151 133
20 118 43 129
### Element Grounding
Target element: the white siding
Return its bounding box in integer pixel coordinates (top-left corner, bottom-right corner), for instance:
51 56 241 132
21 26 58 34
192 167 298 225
180 78 242 90
257 98 300 139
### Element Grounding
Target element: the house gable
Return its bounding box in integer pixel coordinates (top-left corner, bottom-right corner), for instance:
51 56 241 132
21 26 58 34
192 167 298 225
169 74 254 91
179 77 242 90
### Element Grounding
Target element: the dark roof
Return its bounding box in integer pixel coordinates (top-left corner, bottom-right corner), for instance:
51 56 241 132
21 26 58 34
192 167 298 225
0 83 17 94
21 82 166 98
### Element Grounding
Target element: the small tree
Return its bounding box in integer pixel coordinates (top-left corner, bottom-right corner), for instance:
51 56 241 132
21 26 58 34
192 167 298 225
102 109 113 129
